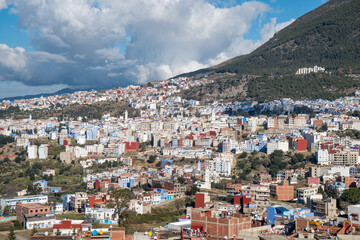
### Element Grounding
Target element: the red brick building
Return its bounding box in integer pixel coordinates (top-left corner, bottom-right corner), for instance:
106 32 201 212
234 195 251 206
226 183 242 195
295 139 307 151
270 181 294 201
345 177 355 188
16 203 51 224
191 208 251 239
125 142 139 151
195 192 210 208
307 177 320 186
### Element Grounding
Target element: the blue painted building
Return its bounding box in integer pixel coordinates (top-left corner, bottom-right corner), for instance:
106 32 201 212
267 205 314 225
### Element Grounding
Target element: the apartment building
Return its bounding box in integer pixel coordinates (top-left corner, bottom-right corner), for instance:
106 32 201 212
195 192 211 208
267 140 289 154
0 195 48 210
316 149 329 165
16 203 50 223
85 207 117 224
27 145 38 159
70 192 88 212
241 185 270 201
310 198 337 218
226 183 242 195
348 204 360 228
16 203 54 229
297 187 318 204
191 208 251 239
270 181 294 201
174 183 186 197
329 149 359 166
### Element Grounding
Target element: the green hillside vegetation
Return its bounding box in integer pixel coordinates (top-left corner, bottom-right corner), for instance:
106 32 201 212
217 0 360 75
0 101 139 120
179 0 360 101
247 72 359 101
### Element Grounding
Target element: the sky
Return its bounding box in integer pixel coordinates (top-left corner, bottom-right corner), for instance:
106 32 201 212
0 0 327 99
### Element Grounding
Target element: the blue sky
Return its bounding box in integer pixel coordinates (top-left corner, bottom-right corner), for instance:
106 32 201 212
0 0 327 99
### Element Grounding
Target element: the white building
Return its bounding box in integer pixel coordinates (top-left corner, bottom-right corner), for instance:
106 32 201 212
327 166 351 177
315 149 329 165
267 140 289 154
0 195 48 210
50 203 64 213
77 135 86 145
297 187 319 204
85 207 117 224
296 66 325 75
206 155 233 177
38 144 49 159
129 200 151 215
27 145 38 159
25 214 56 229
49 131 57 141
66 146 88 158
348 204 360 226
86 144 104 155
43 169 55 176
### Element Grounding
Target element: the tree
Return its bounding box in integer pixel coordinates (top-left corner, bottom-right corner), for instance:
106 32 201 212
27 184 42 195
226 195 234 204
31 227 37 236
55 227 61 236
178 176 186 184
13 221 22 230
108 188 134 226
147 155 156 164
3 205 11 216
153 182 162 189
185 197 195 208
190 185 200 195
317 123 328 132
341 188 360 204
239 152 247 159
7 226 16 240
318 187 328 199
141 183 151 191
173 199 185 213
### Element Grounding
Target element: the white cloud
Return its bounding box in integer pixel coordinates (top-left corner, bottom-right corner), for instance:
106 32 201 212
0 44 27 71
0 0 8 10
0 0 295 91
260 17 295 42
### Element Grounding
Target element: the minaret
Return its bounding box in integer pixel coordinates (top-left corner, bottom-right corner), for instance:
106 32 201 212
29 114 32 121
124 110 128 122
211 109 215 121
204 166 211 189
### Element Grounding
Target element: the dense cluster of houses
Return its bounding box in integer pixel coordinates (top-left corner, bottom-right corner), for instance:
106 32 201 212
3 77 360 239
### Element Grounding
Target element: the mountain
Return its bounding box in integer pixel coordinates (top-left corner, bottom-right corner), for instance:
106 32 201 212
0 87 94 102
179 0 360 102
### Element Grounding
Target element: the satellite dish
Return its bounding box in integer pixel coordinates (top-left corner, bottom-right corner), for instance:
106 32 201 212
44 232 48 236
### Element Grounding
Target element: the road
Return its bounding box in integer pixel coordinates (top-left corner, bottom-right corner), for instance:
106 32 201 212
16 233 29 240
